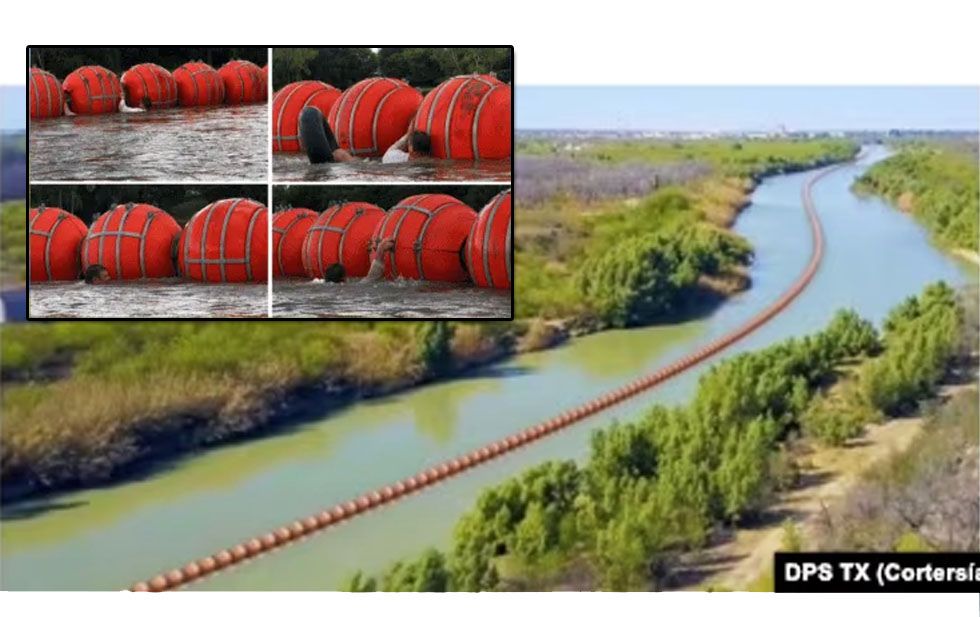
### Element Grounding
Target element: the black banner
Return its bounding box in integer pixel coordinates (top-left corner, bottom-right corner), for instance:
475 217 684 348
775 552 980 592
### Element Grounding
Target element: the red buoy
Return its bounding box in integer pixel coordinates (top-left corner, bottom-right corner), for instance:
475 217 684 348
414 75 511 160
219 60 266 105
261 65 268 92
178 198 268 283
29 206 88 282
302 202 384 279
63 66 121 115
465 189 512 289
371 194 476 282
173 62 224 107
272 208 317 278
121 63 178 109
328 78 422 157
29 68 63 119
272 81 342 152
82 203 180 279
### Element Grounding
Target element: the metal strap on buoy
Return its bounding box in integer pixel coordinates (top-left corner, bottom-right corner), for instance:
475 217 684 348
274 211 314 276
183 199 251 282
131 162 847 592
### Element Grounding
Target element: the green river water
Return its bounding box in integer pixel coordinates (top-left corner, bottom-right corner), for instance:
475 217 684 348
1 146 973 590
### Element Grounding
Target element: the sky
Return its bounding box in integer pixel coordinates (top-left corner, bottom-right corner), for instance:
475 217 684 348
517 86 980 132
2 86 25 131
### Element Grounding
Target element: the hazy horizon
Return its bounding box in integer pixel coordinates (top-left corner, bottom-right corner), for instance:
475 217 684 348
517 86 980 133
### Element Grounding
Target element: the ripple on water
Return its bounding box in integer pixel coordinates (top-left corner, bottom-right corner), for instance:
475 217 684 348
29 280 268 318
272 278 512 318
273 154 511 183
29 105 269 182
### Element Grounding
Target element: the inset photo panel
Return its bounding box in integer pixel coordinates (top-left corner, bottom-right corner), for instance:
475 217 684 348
28 47 269 182
28 185 269 318
272 47 512 183
272 184 512 319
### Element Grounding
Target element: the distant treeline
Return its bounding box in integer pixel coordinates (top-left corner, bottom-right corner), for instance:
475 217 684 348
29 185 267 225
273 184 504 213
1 132 26 201
29 47 267 78
273 47 512 92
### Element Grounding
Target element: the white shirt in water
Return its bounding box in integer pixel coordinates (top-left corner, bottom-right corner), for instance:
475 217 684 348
118 99 145 113
381 148 409 164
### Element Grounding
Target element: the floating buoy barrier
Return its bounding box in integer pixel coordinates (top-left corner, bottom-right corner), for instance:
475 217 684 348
173 62 224 107
272 80 342 152
63 65 121 115
260 65 268 92
81 203 181 279
465 189 512 289
414 74 511 160
272 208 317 278
121 63 178 109
328 77 422 157
371 194 476 282
218 60 266 105
302 202 384 278
29 206 88 282
178 199 267 283
29 68 63 119
129 161 850 593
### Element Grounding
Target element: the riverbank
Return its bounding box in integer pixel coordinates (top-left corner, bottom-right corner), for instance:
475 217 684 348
1 141 855 504
341 280 968 591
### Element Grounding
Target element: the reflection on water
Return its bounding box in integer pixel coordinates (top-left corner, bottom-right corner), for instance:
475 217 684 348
29 106 268 182
273 153 511 182
29 280 267 318
273 278 512 318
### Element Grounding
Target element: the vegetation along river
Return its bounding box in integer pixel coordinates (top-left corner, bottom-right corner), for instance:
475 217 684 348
0 146 971 590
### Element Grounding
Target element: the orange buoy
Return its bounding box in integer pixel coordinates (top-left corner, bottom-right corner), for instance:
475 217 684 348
131 581 150 592
260 533 278 549
465 189 512 289
260 65 268 92
414 74 511 160
149 575 168 592
231 545 248 560
29 206 88 282
302 202 384 279
274 527 292 543
63 65 121 115
219 60 266 104
121 63 178 109
182 562 201 580
173 62 224 107
371 194 477 282
328 78 422 157
165 570 184 586
317 511 334 527
178 199 267 283
272 81 342 152
214 550 234 567
272 208 316 277
29 68 64 119
245 539 262 555
82 203 180 280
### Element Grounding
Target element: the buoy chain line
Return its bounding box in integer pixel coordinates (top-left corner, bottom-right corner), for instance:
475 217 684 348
130 161 847 592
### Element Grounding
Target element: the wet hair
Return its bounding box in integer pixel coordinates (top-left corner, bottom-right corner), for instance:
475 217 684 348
142 96 152 110
410 131 431 155
324 263 346 283
83 264 108 284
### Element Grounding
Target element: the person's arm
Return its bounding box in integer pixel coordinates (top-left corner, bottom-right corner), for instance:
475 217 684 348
362 238 395 282
388 133 409 153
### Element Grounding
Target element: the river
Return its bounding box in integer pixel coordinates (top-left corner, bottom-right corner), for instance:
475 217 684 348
29 106 268 182
0 146 971 590
273 278 512 318
28 280 268 318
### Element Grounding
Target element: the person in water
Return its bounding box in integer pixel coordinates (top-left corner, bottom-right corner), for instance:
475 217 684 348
83 264 110 284
298 106 431 164
118 84 148 113
323 238 395 283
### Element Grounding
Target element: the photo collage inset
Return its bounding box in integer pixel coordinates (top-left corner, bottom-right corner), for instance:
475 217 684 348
26 46 513 319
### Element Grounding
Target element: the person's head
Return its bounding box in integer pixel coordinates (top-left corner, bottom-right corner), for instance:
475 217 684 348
142 95 152 110
83 264 110 284
324 263 346 283
408 131 431 156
